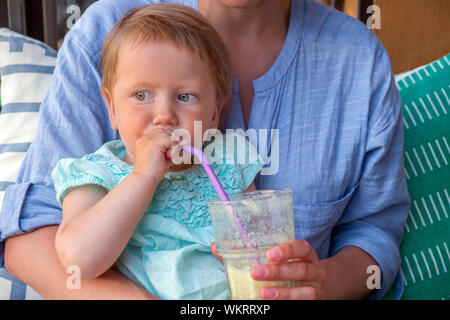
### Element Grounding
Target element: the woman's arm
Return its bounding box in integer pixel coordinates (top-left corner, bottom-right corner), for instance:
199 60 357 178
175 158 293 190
5 226 158 299
319 245 378 299
55 173 159 280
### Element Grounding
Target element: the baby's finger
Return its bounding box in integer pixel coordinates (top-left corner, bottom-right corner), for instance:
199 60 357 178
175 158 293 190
260 286 316 300
267 240 318 263
167 139 188 163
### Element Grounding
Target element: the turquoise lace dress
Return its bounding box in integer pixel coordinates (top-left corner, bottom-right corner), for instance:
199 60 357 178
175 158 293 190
52 133 262 299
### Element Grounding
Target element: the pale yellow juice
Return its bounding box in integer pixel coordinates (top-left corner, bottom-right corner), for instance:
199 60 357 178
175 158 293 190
221 248 295 300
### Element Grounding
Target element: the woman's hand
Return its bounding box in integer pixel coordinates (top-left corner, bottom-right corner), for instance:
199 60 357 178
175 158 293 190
211 240 327 300
251 239 327 300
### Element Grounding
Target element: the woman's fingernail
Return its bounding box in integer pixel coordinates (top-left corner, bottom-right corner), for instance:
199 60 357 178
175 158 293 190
251 266 267 279
263 288 277 299
268 248 281 261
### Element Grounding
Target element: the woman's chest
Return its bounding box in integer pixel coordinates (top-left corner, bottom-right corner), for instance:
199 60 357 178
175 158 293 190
228 78 370 205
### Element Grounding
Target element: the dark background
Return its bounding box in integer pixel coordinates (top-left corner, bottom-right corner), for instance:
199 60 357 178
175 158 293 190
0 0 374 50
0 0 97 49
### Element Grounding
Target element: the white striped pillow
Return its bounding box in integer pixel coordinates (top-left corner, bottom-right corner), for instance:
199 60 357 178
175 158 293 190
0 28 56 208
0 28 55 300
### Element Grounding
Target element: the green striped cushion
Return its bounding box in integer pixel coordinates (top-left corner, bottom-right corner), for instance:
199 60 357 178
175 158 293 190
385 54 450 300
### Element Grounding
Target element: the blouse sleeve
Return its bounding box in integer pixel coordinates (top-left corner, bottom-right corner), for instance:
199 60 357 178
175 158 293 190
51 155 117 205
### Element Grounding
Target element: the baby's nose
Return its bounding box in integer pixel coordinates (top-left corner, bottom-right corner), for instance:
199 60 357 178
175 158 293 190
153 104 178 127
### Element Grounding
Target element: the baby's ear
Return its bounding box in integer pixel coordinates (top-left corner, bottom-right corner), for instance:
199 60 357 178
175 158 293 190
102 87 118 131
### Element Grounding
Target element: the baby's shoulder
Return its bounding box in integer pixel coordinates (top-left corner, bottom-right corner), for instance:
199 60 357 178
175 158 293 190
82 140 131 175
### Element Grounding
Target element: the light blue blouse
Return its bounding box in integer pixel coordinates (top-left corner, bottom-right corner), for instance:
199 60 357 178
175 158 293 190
0 0 409 299
51 133 263 299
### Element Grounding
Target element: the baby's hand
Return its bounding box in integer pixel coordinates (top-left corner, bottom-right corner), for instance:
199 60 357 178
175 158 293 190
132 127 178 183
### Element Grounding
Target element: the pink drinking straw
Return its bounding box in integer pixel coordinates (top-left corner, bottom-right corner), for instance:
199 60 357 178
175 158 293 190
181 145 259 252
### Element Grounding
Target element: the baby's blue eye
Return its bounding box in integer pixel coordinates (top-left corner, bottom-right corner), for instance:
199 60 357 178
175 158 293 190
178 93 194 102
135 91 150 101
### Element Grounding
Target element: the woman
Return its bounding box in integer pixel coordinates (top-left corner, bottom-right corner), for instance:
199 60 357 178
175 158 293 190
2 0 409 300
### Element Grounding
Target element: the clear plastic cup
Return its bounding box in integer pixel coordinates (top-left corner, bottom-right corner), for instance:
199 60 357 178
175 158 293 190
208 189 295 300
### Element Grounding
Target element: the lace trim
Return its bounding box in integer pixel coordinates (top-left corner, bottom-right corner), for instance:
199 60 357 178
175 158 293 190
83 142 246 228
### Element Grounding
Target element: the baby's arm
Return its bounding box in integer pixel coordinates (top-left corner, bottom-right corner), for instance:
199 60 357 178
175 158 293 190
55 173 159 280
55 127 176 280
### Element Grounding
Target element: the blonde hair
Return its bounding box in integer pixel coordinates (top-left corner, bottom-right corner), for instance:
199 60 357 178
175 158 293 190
100 3 232 118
